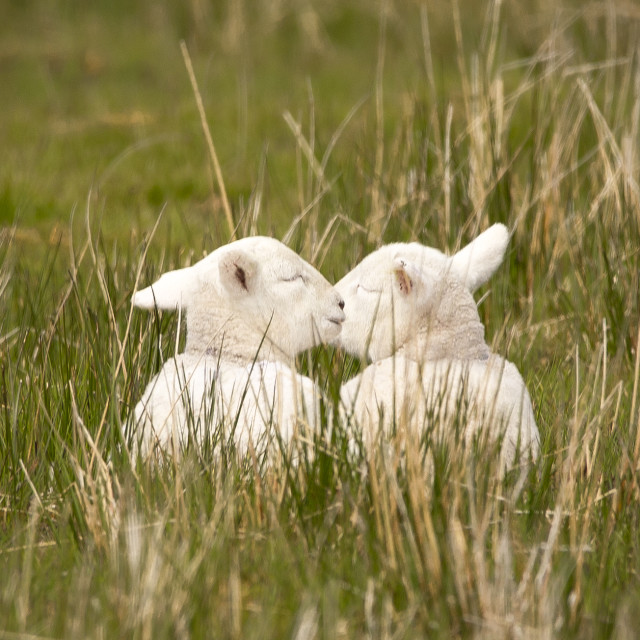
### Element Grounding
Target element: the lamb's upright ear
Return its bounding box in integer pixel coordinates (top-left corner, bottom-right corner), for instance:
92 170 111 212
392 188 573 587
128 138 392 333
448 223 509 292
218 249 258 296
132 266 199 311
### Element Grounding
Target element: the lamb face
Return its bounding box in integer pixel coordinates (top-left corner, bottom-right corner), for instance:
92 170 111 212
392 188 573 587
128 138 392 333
333 244 439 361
213 237 346 355
335 225 509 361
133 236 345 360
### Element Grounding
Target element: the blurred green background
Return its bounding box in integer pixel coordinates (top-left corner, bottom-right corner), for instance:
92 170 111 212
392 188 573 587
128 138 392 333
0 0 601 250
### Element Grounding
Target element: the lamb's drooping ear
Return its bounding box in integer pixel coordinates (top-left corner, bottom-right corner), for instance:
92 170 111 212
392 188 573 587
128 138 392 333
393 257 436 313
393 257 430 296
393 259 414 295
132 266 199 310
218 249 258 296
448 223 509 292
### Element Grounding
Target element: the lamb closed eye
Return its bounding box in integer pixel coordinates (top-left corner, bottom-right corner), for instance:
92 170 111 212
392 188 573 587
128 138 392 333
357 283 381 294
282 274 305 283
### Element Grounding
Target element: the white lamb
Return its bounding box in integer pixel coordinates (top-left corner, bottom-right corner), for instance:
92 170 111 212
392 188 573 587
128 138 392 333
335 224 540 470
130 236 345 459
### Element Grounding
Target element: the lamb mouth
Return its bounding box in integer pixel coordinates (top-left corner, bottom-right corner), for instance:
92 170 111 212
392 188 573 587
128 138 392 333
327 308 346 325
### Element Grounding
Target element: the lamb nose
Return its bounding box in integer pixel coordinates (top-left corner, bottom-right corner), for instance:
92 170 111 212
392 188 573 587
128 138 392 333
338 299 345 310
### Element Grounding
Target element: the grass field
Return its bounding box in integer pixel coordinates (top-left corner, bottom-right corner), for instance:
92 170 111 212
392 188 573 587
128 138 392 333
2 0 640 637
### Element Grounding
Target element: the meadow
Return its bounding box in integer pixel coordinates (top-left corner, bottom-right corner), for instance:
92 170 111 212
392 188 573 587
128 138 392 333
1 0 640 637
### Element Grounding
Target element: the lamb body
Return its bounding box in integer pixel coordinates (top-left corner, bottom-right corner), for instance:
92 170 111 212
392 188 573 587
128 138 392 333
335 225 540 468
134 354 320 457
340 354 539 469
131 236 345 458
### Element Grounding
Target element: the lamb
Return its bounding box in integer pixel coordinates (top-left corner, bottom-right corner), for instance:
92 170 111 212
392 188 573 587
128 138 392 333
130 236 345 459
335 224 540 470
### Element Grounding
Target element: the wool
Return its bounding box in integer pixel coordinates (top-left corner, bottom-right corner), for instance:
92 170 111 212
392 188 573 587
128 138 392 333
129 236 345 458
335 224 540 469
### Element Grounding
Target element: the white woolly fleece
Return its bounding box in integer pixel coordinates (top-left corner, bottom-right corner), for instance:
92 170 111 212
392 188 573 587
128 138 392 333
132 353 322 459
336 224 540 469
129 236 344 459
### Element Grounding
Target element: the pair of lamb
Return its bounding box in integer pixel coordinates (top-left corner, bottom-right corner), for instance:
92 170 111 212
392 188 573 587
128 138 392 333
130 226 540 469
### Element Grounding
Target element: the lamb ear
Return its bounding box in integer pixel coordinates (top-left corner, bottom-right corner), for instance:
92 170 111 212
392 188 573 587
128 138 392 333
218 249 258 296
448 223 509 292
132 266 199 311
393 258 425 296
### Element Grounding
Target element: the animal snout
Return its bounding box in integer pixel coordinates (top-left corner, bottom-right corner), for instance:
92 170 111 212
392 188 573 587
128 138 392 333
328 297 346 325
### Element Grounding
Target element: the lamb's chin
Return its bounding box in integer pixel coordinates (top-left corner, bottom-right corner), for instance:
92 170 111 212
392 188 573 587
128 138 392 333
330 326 361 354
319 317 343 344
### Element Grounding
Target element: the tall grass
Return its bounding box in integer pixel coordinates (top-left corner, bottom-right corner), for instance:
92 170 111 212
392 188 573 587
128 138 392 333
2 0 640 637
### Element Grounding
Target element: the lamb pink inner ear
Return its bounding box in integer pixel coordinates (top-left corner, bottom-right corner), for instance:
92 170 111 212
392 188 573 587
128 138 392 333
218 249 258 295
394 264 413 295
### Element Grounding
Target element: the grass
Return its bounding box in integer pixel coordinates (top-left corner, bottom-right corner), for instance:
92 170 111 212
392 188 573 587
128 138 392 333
2 0 640 637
